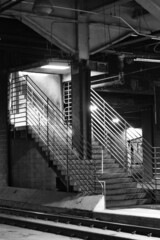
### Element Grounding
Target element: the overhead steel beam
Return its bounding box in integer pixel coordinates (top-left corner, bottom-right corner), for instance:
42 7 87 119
92 0 131 12
135 0 160 22
0 0 24 13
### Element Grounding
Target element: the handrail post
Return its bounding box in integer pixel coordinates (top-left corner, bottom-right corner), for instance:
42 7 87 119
66 123 69 192
154 147 157 202
47 98 49 162
26 76 28 138
124 122 128 171
101 147 104 174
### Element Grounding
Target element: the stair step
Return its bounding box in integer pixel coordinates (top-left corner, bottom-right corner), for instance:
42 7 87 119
92 141 101 146
99 172 128 179
98 168 125 174
92 149 110 155
105 182 137 190
105 187 144 195
96 163 120 170
95 159 115 164
92 153 111 159
58 164 94 171
105 198 152 208
104 177 133 184
105 192 148 201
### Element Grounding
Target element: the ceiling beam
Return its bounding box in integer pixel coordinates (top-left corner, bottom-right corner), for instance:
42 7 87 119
92 0 131 12
0 0 24 13
135 0 160 22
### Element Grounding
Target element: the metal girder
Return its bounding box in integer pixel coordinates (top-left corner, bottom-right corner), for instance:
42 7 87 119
16 15 77 54
92 0 131 12
0 0 24 13
135 0 160 22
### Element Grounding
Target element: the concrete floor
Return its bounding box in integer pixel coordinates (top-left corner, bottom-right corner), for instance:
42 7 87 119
0 224 82 240
101 205 160 218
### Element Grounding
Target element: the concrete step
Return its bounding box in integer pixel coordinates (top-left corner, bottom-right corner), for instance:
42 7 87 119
92 148 109 154
97 168 125 175
104 177 133 184
105 192 148 201
58 164 94 171
69 174 96 181
105 198 152 208
96 163 120 170
105 187 144 195
92 140 101 146
99 172 128 179
105 182 137 190
92 153 112 160
95 159 116 164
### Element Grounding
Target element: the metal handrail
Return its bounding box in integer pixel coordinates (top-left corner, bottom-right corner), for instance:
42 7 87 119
9 75 100 195
91 88 156 200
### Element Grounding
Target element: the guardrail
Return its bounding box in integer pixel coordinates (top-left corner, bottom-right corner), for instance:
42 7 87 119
91 88 156 201
9 75 102 195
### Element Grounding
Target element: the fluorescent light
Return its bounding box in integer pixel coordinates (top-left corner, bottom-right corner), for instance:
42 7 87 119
112 118 120 123
134 58 160 63
41 65 70 70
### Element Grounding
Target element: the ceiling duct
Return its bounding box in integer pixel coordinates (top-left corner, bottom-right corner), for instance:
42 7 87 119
32 0 53 15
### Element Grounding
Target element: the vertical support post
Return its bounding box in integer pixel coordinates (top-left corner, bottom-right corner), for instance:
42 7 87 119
47 98 49 161
124 122 128 171
71 60 91 159
101 147 104 174
142 108 153 180
66 123 69 192
0 70 9 186
26 76 28 138
154 147 158 202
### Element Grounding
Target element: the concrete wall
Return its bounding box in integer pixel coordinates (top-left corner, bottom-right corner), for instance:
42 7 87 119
21 72 63 110
10 135 57 191
0 72 9 186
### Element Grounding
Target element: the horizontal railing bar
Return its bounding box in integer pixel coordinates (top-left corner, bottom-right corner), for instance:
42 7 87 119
91 90 153 148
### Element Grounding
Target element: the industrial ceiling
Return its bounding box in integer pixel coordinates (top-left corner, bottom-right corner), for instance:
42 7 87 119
1 0 160 126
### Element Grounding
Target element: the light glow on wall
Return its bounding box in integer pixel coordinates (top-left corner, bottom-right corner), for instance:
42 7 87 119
41 65 70 70
127 127 142 140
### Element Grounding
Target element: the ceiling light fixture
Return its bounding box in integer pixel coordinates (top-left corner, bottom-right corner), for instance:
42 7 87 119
134 58 160 63
32 0 53 15
41 65 70 70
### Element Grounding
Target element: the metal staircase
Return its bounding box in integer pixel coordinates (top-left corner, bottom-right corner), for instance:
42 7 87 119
9 75 159 207
9 75 99 195
91 88 157 206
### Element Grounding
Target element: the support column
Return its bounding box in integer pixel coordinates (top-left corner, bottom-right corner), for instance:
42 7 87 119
142 108 153 180
0 70 9 186
71 5 91 159
71 60 91 159
154 84 160 146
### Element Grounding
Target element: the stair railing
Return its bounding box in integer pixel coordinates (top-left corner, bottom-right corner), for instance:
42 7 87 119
9 75 103 195
91 88 156 200
153 147 160 202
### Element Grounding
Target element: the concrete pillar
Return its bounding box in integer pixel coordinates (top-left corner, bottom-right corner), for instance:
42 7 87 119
71 60 91 159
0 70 9 186
141 108 153 180
154 84 160 146
71 5 91 159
